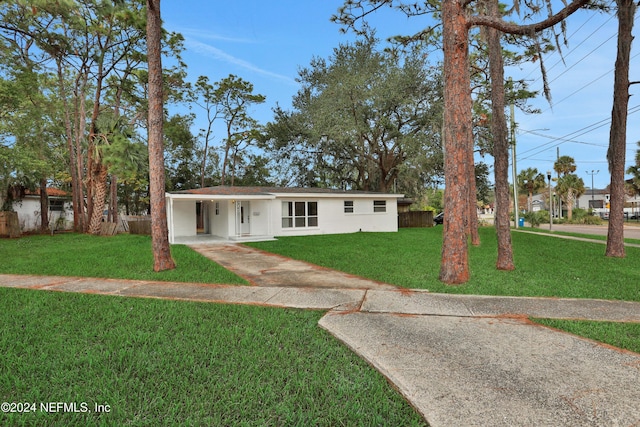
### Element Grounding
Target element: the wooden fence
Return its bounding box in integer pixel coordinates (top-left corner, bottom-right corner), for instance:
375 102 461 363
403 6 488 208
0 211 20 237
398 211 434 228
128 219 151 235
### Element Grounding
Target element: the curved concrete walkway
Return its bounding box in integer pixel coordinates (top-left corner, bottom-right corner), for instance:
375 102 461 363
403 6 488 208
1 242 639 426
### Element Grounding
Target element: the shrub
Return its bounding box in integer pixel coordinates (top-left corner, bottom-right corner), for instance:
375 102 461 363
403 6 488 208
523 210 549 228
581 213 603 225
569 208 603 225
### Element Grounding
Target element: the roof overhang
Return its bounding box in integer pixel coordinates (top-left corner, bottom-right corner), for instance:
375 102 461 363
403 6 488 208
165 193 276 201
268 192 404 199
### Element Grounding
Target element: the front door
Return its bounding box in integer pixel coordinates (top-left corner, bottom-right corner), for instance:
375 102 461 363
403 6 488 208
240 201 250 235
196 201 210 235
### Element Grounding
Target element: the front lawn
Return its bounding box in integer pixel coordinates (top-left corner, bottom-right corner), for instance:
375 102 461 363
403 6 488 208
248 227 640 302
248 228 640 355
534 318 640 354
0 288 426 426
0 233 246 285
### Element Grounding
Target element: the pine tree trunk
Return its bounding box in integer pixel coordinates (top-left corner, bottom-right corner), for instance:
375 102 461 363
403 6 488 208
39 178 49 232
439 0 472 284
57 59 82 232
147 0 176 271
110 174 118 226
487 0 515 270
606 0 635 258
75 72 89 232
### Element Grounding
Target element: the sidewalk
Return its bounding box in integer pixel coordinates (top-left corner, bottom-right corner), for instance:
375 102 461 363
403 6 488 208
1 242 639 426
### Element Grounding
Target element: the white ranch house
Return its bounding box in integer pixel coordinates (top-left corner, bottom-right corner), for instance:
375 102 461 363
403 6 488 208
11 188 73 232
165 186 403 244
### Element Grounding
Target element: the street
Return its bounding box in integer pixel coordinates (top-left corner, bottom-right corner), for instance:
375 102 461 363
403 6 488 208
532 223 640 240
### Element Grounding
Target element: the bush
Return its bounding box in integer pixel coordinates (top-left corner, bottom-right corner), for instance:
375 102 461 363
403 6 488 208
523 210 549 228
569 208 603 225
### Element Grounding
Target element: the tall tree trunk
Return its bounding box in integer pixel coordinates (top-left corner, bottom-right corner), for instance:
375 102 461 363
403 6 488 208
88 163 108 235
87 56 106 235
57 58 82 232
39 178 49 232
606 0 635 258
566 190 575 221
147 0 176 271
110 174 118 225
439 0 472 284
75 72 89 232
487 0 515 270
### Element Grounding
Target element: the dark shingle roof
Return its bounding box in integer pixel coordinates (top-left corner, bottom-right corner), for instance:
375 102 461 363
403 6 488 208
170 186 396 196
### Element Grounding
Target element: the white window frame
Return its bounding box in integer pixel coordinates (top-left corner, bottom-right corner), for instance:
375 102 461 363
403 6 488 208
373 200 386 213
344 200 354 213
282 201 318 228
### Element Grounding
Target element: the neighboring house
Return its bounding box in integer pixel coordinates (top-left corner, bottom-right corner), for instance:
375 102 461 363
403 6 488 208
531 195 545 212
576 188 608 210
530 189 640 217
577 190 640 217
12 188 73 232
165 186 403 244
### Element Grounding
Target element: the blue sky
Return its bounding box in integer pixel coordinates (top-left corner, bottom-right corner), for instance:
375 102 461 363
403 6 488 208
162 1 638 191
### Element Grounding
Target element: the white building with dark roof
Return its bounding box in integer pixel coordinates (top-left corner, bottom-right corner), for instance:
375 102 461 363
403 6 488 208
165 186 403 244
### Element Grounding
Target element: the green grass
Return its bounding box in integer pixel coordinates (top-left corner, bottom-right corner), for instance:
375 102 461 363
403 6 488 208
248 227 640 302
0 288 426 427
247 228 640 355
534 319 640 354
0 233 247 285
517 226 640 245
1 229 638 422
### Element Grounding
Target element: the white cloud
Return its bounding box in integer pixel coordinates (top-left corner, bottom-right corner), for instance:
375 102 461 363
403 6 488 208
184 38 296 85
177 28 257 44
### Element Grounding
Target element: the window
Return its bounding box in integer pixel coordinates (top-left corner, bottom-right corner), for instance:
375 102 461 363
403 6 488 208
215 202 220 215
344 201 354 213
49 199 65 212
282 201 318 228
373 200 386 213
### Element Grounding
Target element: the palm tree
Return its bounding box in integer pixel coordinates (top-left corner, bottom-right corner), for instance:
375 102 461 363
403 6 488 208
556 173 586 221
554 155 577 177
517 167 546 212
553 155 578 219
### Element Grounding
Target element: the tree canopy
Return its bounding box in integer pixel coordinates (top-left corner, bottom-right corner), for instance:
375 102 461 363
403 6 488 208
266 35 444 197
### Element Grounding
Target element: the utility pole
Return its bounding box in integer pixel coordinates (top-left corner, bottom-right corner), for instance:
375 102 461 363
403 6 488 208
557 147 562 219
547 171 553 230
511 102 519 228
586 170 599 205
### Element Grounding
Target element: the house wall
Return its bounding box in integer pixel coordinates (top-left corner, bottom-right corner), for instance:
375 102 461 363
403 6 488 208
220 199 272 237
171 200 196 237
247 200 271 236
210 201 229 238
12 197 73 231
273 196 398 237
166 192 400 242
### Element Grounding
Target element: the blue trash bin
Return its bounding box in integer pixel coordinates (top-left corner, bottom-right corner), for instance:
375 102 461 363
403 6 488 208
518 217 525 227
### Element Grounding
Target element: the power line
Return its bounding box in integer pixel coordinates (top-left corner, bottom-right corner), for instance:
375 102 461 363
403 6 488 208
528 12 616 82
542 51 640 112
546 33 617 85
517 104 640 161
